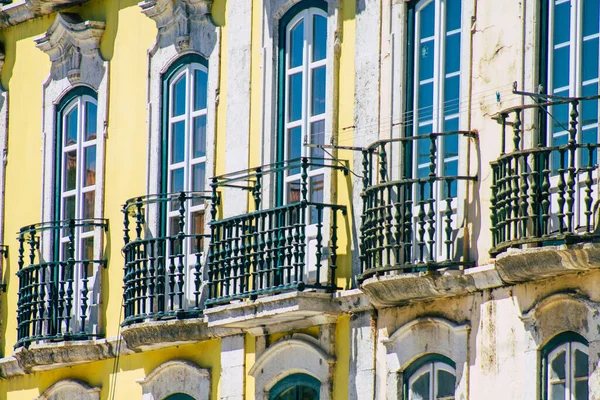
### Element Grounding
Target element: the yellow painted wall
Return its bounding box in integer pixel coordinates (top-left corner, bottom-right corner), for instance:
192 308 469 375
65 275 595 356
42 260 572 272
334 315 350 400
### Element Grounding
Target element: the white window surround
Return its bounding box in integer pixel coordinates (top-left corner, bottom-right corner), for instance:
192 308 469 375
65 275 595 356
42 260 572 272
37 379 101 400
0 50 8 289
257 0 340 213
248 333 335 400
520 292 600 399
382 317 469 400
35 13 107 337
137 359 211 400
546 340 589 400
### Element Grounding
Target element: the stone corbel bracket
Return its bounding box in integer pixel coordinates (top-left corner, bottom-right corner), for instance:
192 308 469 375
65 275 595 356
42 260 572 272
34 13 105 84
139 0 212 52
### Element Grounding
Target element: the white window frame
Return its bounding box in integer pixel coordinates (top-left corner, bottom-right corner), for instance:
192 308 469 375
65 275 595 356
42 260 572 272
407 361 456 400
165 62 209 306
283 8 327 218
546 341 589 400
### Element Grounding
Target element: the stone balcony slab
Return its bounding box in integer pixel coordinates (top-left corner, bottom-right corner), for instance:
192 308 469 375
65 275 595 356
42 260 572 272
494 243 600 284
204 291 342 335
359 264 503 307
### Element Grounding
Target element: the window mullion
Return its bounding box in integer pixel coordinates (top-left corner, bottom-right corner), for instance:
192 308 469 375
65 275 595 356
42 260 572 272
303 9 311 158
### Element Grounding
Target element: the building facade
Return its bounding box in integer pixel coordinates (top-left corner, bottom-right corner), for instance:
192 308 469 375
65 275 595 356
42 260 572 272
0 0 597 399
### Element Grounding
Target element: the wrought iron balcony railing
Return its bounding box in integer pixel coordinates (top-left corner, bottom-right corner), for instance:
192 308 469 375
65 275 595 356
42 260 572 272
16 218 108 348
359 131 478 282
121 191 211 326
491 96 600 255
206 157 347 305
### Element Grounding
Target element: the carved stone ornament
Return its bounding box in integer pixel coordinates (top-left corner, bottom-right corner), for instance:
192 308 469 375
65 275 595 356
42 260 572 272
139 0 212 52
34 13 105 84
37 379 101 400
26 0 86 15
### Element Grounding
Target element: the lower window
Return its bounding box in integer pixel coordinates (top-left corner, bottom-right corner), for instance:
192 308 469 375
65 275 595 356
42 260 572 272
269 373 320 400
544 333 589 400
404 355 456 400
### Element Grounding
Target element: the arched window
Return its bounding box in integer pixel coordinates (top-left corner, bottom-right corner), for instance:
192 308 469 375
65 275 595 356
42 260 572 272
279 1 327 222
163 54 209 254
542 332 589 400
164 394 195 400
57 87 99 258
403 355 456 400
269 373 320 400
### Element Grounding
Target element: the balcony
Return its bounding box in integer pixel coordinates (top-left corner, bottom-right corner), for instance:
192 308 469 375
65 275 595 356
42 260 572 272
490 96 600 282
204 158 347 332
358 132 482 306
121 191 211 326
15 218 108 349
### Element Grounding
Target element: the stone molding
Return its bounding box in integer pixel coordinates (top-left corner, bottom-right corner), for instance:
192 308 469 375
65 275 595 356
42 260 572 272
139 0 212 52
121 317 242 352
138 360 210 400
0 0 88 29
249 333 335 400
34 13 105 84
37 379 100 400
383 316 470 400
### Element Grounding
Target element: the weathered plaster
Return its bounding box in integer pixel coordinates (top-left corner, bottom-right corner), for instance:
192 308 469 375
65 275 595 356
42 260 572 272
138 360 211 400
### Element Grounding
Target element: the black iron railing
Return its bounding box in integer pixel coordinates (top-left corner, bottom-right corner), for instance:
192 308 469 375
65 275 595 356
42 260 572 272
491 96 600 255
16 218 108 348
206 157 347 305
359 132 478 282
121 192 211 325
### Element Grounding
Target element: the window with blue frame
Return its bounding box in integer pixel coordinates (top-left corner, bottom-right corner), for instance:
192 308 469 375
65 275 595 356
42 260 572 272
542 332 589 400
403 354 456 400
541 0 600 168
162 55 209 255
269 373 320 400
279 1 327 224
407 0 462 198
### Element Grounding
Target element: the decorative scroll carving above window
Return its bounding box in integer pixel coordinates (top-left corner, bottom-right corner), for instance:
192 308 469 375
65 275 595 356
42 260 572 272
139 0 213 52
34 13 105 84
37 379 101 400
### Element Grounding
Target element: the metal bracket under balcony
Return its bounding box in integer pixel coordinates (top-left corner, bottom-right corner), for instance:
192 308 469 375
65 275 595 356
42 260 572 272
121 191 211 327
15 218 108 349
358 132 478 291
490 96 600 282
205 157 347 313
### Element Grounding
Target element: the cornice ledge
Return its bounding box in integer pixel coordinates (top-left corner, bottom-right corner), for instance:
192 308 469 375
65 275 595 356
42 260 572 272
0 0 89 29
34 12 105 84
138 0 213 52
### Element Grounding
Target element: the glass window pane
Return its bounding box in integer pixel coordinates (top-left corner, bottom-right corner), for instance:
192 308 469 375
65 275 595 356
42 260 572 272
419 2 435 38
410 372 430 400
274 387 295 400
288 72 303 122
311 66 326 116
172 74 187 117
83 146 96 187
419 41 435 81
418 82 434 121
574 349 589 378
193 116 207 158
310 120 325 163
82 237 94 262
550 382 565 400
288 126 302 174
444 76 460 117
85 101 97 141
446 0 461 31
582 84 599 126
83 191 95 220
171 168 184 193
65 107 78 146
553 2 571 46
63 195 76 221
171 121 185 164
437 369 456 398
64 150 77 191
190 211 205 253
552 46 570 90
444 117 459 133
550 350 566 380
287 180 301 203
583 0 599 37
313 14 327 61
194 69 208 111
310 174 324 224
582 38 599 82
299 385 318 400
445 34 461 74
290 20 305 68
192 163 206 193
169 216 183 255
574 380 589 400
